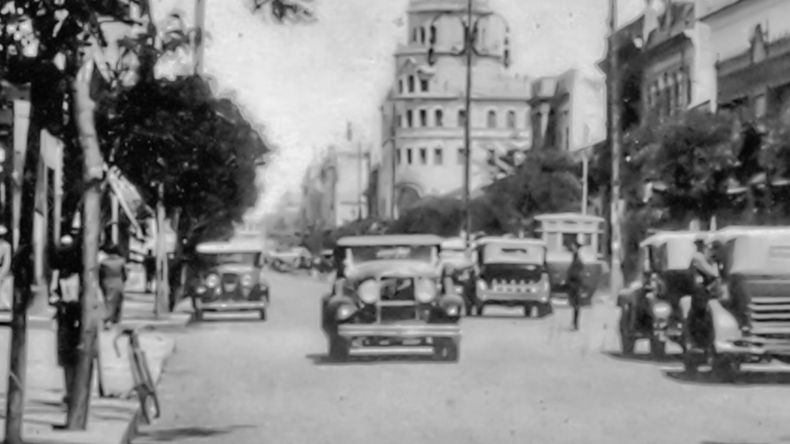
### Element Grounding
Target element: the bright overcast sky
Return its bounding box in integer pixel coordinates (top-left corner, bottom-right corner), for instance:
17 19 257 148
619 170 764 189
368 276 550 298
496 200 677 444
154 0 645 220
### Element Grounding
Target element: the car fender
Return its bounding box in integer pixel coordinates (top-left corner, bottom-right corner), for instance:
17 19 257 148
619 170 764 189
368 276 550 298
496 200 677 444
439 292 464 309
707 299 742 344
616 289 636 308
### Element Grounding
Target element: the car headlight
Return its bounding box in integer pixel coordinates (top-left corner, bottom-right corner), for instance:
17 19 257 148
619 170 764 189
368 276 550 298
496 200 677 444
652 301 671 320
195 285 207 294
415 279 437 304
205 274 219 288
445 304 460 317
477 279 487 291
454 285 464 295
358 280 380 305
241 274 254 287
336 304 356 321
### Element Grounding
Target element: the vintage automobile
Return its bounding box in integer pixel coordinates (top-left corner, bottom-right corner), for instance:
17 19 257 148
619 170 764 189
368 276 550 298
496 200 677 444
617 231 700 357
189 241 269 321
470 237 552 317
321 234 463 361
682 226 790 377
534 213 606 305
439 237 476 314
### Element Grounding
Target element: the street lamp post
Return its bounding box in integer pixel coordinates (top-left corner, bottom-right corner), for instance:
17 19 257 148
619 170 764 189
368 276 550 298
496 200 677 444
607 0 624 295
427 0 510 251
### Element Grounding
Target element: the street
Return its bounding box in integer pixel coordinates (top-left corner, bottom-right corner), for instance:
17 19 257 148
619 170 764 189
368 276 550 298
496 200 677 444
134 271 790 444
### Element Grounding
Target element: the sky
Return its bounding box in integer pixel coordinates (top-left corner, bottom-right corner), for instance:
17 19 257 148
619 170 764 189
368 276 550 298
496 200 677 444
154 0 646 220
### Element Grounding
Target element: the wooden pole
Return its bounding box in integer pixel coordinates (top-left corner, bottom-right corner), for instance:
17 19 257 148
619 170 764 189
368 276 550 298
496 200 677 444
582 152 589 215
66 57 103 431
607 0 624 294
463 0 473 249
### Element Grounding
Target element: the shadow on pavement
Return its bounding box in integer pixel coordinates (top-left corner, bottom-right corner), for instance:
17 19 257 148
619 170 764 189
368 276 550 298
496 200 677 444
136 425 257 442
306 353 455 366
602 350 682 364
664 369 790 386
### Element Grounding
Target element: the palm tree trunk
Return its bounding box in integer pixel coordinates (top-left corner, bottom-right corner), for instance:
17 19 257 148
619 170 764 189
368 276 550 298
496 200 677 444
66 58 104 430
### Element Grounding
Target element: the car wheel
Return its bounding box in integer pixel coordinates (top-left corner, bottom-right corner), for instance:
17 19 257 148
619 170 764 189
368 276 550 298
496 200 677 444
523 305 533 318
193 309 203 322
465 302 474 317
649 336 666 359
711 355 740 382
328 336 349 361
537 303 553 318
259 309 267 321
434 338 460 362
476 304 484 316
618 306 635 355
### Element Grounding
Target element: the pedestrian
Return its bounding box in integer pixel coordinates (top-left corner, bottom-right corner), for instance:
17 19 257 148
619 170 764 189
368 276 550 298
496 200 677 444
0 225 11 311
566 239 585 331
99 244 127 329
144 248 156 293
686 235 720 354
49 234 82 405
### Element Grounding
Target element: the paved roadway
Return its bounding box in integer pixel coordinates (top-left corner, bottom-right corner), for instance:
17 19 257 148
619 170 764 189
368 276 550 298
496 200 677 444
134 271 790 444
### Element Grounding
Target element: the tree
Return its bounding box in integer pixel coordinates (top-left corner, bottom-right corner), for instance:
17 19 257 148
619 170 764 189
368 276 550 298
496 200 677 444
640 110 738 225
388 196 463 237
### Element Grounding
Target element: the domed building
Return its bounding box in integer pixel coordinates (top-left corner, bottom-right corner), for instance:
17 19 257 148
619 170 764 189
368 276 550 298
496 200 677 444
375 0 532 219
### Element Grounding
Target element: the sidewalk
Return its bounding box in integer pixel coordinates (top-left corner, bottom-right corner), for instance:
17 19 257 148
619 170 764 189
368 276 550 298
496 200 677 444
0 285 192 444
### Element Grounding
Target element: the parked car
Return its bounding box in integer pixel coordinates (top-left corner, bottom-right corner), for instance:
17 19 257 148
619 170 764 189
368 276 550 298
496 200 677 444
321 234 463 362
617 231 701 357
682 226 790 378
189 240 269 321
470 237 552 317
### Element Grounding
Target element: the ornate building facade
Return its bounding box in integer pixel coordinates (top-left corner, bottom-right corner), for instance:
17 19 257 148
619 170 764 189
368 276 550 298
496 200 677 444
375 0 531 219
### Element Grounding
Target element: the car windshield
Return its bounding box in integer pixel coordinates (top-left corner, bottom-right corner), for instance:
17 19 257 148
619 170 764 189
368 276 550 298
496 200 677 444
199 252 259 265
347 245 436 265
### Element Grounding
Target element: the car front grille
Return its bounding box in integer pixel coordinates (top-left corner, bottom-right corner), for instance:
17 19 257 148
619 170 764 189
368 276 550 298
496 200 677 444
743 276 790 338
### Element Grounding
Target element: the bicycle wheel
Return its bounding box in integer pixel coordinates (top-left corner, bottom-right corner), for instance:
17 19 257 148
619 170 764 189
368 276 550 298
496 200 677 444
134 351 161 419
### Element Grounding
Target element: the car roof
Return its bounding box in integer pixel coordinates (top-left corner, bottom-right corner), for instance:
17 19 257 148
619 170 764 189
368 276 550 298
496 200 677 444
441 237 468 249
336 234 444 247
196 241 264 254
533 212 605 223
476 236 546 246
639 230 701 247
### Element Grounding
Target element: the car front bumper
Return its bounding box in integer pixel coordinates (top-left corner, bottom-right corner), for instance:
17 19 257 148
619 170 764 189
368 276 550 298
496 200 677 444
338 323 461 340
715 336 790 359
477 289 550 304
194 299 267 312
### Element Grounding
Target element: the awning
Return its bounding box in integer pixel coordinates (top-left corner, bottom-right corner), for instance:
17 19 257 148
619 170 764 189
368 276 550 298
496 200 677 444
106 165 150 238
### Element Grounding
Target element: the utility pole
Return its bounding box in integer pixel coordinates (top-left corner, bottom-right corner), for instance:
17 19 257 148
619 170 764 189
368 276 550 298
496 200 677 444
357 139 362 221
607 0 624 295
194 0 206 75
462 0 473 249
389 102 397 219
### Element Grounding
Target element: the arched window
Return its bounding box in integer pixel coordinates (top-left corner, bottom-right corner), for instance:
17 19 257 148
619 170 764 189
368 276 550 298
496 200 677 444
396 148 402 165
429 25 437 44
419 109 428 127
396 113 402 128
419 147 428 164
435 109 444 127
412 28 419 43
408 75 415 93
398 79 404 94
434 147 443 165
457 147 465 164
506 110 516 129
406 110 413 127
419 27 426 44
420 78 429 92
487 110 497 128
406 148 413 165
458 109 466 127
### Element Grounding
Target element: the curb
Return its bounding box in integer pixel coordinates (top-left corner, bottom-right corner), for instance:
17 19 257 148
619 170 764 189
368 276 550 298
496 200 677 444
116 313 190 444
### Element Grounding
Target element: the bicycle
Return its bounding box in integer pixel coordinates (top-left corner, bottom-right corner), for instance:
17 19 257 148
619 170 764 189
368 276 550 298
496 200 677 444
113 325 161 424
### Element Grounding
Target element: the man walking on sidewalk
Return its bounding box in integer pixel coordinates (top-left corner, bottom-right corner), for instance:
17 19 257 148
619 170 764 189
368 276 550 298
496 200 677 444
0 225 11 311
566 239 585 331
100 244 127 329
49 234 82 405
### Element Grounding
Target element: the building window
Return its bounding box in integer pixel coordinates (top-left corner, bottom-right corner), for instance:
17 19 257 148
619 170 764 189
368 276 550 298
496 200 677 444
420 78 429 92
419 147 427 164
487 110 497 128
675 72 684 107
457 147 465 164
506 110 516 129
419 109 428 127
435 109 444 127
396 114 402 128
420 27 426 44
408 75 415 93
406 148 413 165
565 127 570 150
412 28 418 42
458 109 466 126
398 79 404 94
396 148 402 165
434 147 443 165
406 110 413 127
429 25 437 44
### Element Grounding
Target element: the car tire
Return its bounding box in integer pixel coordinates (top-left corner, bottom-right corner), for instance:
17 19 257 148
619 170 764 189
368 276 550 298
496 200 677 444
618 306 635 355
649 336 666 359
193 309 203 322
434 338 460 362
259 309 267 321
537 303 553 318
465 302 474 317
328 336 349 361
523 305 533 318
476 304 484 316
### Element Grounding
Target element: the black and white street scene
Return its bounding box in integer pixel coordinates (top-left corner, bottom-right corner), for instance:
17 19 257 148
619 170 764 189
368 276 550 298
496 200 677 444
2 0 790 443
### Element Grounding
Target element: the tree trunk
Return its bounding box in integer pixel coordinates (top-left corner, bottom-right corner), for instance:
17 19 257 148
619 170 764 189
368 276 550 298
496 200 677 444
66 58 104 430
3 99 41 444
